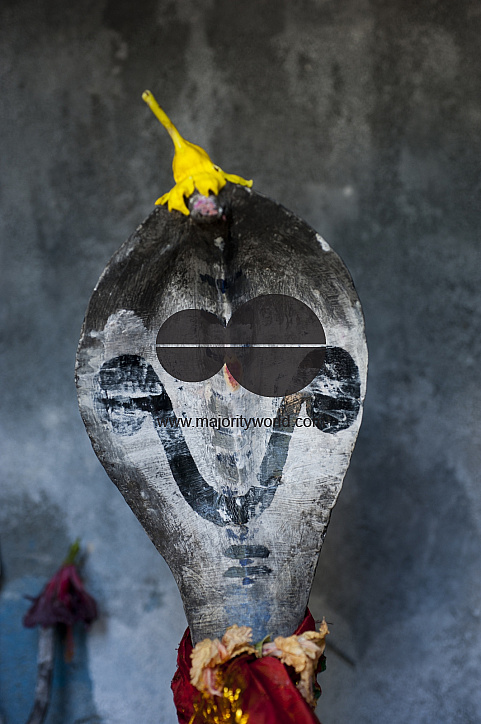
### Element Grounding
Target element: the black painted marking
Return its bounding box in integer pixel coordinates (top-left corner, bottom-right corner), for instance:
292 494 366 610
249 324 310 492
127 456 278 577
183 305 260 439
97 349 360 526
306 347 361 434
200 270 243 294
97 355 296 526
224 565 272 578
224 545 270 559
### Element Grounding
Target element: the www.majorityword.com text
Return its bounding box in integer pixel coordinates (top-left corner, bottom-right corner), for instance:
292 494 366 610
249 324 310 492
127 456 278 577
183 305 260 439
156 416 322 430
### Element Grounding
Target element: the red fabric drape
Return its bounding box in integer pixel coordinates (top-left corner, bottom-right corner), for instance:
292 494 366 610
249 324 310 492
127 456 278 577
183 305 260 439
172 610 322 724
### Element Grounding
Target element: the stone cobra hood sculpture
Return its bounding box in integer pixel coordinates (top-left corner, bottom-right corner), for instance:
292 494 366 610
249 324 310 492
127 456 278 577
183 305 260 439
75 96 367 646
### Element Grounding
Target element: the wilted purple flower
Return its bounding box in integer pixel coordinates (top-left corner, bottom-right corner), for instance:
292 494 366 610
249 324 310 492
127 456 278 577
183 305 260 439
23 541 97 631
23 562 98 629
22 542 98 721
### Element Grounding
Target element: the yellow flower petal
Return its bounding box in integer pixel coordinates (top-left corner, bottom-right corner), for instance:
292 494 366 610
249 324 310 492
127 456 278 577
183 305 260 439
143 90 253 216
222 171 253 188
155 191 170 206
272 635 307 673
190 637 223 691
222 624 255 659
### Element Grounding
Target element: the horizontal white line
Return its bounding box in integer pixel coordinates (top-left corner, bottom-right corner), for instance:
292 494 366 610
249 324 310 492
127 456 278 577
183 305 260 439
155 343 327 348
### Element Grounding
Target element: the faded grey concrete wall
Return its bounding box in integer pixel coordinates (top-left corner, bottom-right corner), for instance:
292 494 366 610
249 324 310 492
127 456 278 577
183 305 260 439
1 1 480 722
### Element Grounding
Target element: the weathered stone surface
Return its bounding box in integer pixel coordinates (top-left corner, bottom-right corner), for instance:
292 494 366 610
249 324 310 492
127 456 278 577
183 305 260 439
76 186 367 643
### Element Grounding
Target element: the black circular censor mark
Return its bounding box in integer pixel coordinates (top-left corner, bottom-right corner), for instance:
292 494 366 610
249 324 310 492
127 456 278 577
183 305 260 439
155 309 225 382
156 294 326 397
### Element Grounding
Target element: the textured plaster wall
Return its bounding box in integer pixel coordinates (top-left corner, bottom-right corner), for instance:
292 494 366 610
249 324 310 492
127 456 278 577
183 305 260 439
1 1 480 722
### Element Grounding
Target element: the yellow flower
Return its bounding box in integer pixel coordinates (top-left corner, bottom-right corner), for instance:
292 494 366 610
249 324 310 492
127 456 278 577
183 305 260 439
263 619 329 708
190 625 256 695
222 624 255 659
142 90 253 216
190 637 223 693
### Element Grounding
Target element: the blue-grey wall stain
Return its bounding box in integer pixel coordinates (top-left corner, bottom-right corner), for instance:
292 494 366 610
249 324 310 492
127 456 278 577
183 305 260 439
0 576 99 724
0 497 100 724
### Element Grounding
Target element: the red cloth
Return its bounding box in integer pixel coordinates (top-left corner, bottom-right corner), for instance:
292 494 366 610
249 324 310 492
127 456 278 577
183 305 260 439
171 610 322 723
